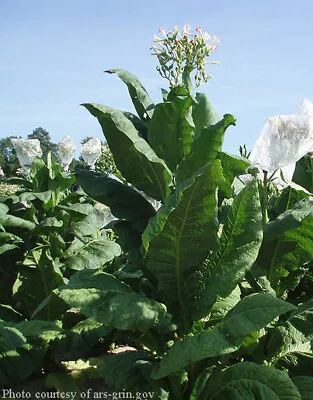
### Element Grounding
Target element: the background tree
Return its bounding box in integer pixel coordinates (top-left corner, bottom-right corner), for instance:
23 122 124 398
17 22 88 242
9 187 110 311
27 127 58 160
0 136 20 176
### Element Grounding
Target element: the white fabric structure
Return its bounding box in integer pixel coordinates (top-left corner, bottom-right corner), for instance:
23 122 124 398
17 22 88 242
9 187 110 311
249 99 313 187
81 138 102 169
58 136 76 171
11 139 42 174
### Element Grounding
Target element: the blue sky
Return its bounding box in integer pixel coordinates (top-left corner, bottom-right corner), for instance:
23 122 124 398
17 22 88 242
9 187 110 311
1 0 313 156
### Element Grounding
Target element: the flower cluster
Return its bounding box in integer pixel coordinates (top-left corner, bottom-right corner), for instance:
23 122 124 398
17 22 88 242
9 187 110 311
151 24 219 88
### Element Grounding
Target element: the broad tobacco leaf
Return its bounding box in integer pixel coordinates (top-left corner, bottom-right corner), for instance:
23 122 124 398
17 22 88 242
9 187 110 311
258 197 313 293
13 247 66 318
192 92 220 139
195 179 263 320
82 103 172 201
64 235 121 271
147 85 194 172
105 69 154 122
153 293 295 379
76 170 156 232
142 160 224 322
197 362 301 400
55 270 173 333
176 114 236 183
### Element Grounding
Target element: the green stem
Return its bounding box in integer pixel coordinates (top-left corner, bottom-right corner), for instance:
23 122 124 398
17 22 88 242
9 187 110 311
259 171 269 227
182 68 193 96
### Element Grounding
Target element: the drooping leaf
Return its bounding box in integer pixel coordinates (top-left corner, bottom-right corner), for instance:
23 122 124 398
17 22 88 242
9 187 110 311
153 293 295 378
55 270 173 333
266 322 311 362
276 352 313 378
15 320 63 344
147 85 194 171
142 160 224 322
105 69 154 121
53 318 111 360
0 203 35 230
0 322 26 352
195 180 263 319
192 92 220 139
268 184 310 221
64 235 121 270
258 197 313 293
288 297 313 339
13 248 65 318
76 170 156 232
217 152 250 198
97 349 160 393
176 114 236 183
0 342 46 388
292 376 313 400
82 104 172 201
293 154 313 193
197 362 301 400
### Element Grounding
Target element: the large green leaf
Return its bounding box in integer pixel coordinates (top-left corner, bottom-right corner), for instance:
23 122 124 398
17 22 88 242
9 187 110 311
293 154 313 193
192 92 220 139
105 69 154 121
176 114 236 183
0 322 26 352
142 160 224 325
55 270 173 333
195 180 263 319
292 376 313 400
52 318 111 360
258 197 313 293
76 170 156 232
0 203 35 230
266 322 311 362
288 297 313 339
275 352 313 378
64 235 121 270
0 342 46 388
97 350 161 393
13 248 65 318
82 104 172 201
268 184 310 221
153 293 295 378
147 85 194 171
217 152 250 198
15 320 63 344
197 362 301 399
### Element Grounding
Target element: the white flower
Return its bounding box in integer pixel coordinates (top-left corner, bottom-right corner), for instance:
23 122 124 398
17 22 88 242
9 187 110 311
11 139 42 174
0 167 4 176
183 24 191 36
58 136 76 171
81 138 102 169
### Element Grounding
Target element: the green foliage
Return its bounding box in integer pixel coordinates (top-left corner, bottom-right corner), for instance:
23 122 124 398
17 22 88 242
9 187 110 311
0 136 20 176
2 63 313 400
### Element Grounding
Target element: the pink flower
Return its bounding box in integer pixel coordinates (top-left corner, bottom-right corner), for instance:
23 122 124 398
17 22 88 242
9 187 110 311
203 32 211 41
213 35 220 43
196 26 203 34
183 24 191 35
153 34 162 42
159 27 167 36
211 44 217 51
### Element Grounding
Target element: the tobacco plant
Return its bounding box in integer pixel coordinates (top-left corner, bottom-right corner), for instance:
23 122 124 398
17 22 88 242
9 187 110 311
1 25 313 399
